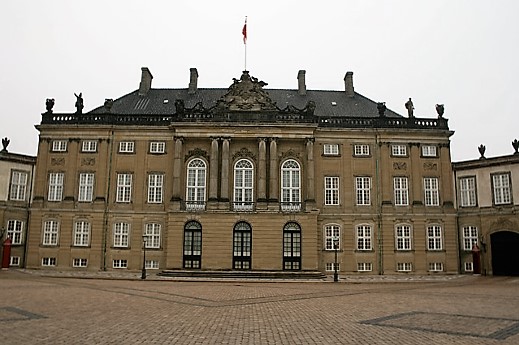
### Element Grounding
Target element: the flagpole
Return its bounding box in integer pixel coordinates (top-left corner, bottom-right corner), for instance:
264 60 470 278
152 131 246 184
243 16 247 71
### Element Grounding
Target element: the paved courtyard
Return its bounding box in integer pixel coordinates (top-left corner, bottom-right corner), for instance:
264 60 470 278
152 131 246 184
1 270 519 344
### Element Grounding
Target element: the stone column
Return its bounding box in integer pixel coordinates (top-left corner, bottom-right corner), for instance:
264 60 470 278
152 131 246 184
209 138 219 201
410 143 422 205
439 143 454 207
269 138 278 202
220 138 230 201
305 138 315 202
172 136 183 201
258 138 267 201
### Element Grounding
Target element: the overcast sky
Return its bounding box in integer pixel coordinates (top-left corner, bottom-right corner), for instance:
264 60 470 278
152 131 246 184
2 1 518 161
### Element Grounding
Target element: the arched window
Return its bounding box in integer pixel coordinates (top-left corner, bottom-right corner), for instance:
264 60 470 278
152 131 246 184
233 221 252 269
183 221 202 268
186 158 206 211
234 159 254 211
281 159 301 211
283 222 301 270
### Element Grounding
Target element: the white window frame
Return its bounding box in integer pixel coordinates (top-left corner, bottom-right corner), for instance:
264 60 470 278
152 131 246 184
186 158 207 210
116 173 132 203
145 260 159 269
9 170 28 201
324 176 339 205
394 177 409 206
144 223 161 249
73 258 88 267
42 257 57 266
78 172 94 202
73 221 90 247
324 224 340 251
396 224 412 251
325 262 340 272
119 141 135 153
357 262 373 272
113 259 128 269
424 177 440 206
354 144 370 156
492 173 511 205
149 141 165 154
48 172 64 201
397 262 412 272
421 145 437 157
10 256 20 266
7 220 23 245
427 225 443 251
148 173 164 204
459 176 477 207
464 261 474 272
233 159 254 211
281 159 301 211
355 176 371 206
43 220 59 246
113 222 130 248
391 144 407 156
52 140 67 152
462 226 478 251
429 262 443 272
356 224 372 251
323 144 339 156
81 140 97 153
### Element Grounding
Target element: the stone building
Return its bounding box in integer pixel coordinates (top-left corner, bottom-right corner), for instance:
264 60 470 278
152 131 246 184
25 68 458 275
453 141 519 276
0 138 36 267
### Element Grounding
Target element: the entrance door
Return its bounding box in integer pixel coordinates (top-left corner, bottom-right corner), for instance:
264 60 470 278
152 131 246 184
233 222 252 269
183 221 202 269
283 222 301 270
491 231 519 276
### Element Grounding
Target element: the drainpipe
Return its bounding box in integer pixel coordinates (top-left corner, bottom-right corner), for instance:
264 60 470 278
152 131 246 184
102 131 115 271
375 133 383 275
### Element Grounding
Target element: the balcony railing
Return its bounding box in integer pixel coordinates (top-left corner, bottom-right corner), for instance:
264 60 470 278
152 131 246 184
183 201 206 212
233 202 255 212
280 202 302 212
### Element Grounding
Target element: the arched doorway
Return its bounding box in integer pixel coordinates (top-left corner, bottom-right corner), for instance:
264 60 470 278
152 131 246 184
491 231 519 276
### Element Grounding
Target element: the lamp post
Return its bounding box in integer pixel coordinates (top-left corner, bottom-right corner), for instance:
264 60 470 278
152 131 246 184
333 236 339 282
141 235 147 280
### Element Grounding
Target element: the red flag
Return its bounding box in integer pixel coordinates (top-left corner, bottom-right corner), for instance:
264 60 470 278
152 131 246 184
242 17 247 44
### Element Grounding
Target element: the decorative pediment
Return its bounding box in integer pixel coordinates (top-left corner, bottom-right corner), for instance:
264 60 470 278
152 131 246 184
184 148 209 162
232 147 256 161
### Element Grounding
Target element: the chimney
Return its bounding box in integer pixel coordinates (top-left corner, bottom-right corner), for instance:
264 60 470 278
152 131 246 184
138 67 153 96
344 71 354 98
297 70 306 96
188 68 198 94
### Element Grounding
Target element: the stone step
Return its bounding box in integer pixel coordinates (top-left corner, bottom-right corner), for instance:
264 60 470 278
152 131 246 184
157 269 326 280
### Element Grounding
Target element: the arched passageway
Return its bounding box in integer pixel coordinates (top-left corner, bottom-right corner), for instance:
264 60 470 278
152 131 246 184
491 231 519 276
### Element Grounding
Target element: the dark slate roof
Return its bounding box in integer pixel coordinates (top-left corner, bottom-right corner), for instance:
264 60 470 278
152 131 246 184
89 88 402 118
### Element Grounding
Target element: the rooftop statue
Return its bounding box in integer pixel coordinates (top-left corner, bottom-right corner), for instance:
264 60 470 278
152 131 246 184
75 93 84 114
377 102 387 117
46 98 55 113
405 98 414 117
435 104 444 118
1 137 9 152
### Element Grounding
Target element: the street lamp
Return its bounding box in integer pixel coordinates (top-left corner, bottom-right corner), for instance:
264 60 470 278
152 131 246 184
141 234 148 280
333 236 339 282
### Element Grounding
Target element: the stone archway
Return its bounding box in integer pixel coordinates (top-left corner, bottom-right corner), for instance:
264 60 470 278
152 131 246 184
491 231 519 276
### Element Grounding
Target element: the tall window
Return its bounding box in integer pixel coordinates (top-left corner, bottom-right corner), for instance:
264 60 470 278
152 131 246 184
234 159 254 211
113 222 129 248
396 224 412 250
356 224 372 251
78 173 94 202
394 177 409 206
427 225 442 250
7 220 23 245
148 173 164 203
74 221 90 247
144 223 161 249
183 221 202 268
324 224 340 250
462 226 478 251
324 176 339 205
233 222 252 269
186 159 206 210
281 160 301 211
424 177 439 206
48 172 64 201
116 173 132 203
81 140 97 152
283 222 301 270
43 220 59 245
492 173 511 205
459 176 477 207
10 171 28 201
355 177 371 205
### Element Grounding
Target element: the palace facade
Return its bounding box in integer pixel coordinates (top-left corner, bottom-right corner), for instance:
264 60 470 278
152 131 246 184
25 67 458 275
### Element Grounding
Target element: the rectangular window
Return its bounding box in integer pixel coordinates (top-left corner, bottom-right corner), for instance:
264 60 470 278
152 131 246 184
325 262 340 271
144 223 161 249
7 220 23 245
52 140 67 152
357 262 373 272
149 141 165 154
10 170 28 201
148 174 164 203
396 225 412 250
394 177 409 206
356 225 372 251
492 173 511 205
323 144 339 156
119 141 134 153
429 262 444 272
464 262 474 272
324 176 339 205
459 176 477 207
48 172 64 201
116 173 132 203
324 225 340 250
10 256 20 266
355 177 371 205
462 226 478 251
73 258 88 267
145 260 160 269
113 223 129 248
392 144 407 156
113 259 128 269
427 225 443 250
74 221 90 247
81 140 97 152
42 257 57 266
397 262 412 272
78 173 94 202
424 177 439 206
354 144 370 156
43 220 59 245
421 145 437 157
